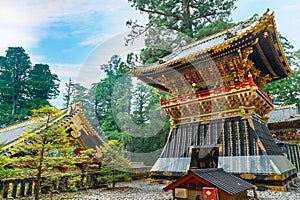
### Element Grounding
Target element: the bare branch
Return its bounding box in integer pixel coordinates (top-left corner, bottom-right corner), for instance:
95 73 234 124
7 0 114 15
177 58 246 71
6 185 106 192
164 25 179 31
138 7 181 20
191 10 217 21
125 21 150 46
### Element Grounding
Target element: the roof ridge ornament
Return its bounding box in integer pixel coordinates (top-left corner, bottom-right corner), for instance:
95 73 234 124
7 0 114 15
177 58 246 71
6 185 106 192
242 13 259 28
263 8 270 17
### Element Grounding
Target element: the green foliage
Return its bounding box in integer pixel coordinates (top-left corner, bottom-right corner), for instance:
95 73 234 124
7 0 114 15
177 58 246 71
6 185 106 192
127 0 237 63
0 166 15 178
131 84 169 145
10 106 75 200
95 55 131 139
263 68 300 108
296 49 300 59
0 47 60 126
70 83 89 106
278 34 298 66
0 142 15 178
132 83 152 124
263 33 300 108
98 140 131 188
93 55 170 164
68 174 82 192
27 64 60 100
63 78 73 108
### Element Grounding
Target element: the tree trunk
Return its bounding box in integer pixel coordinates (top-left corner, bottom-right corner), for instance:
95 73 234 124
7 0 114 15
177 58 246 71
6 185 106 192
35 115 50 200
35 143 45 200
182 0 193 38
11 96 17 116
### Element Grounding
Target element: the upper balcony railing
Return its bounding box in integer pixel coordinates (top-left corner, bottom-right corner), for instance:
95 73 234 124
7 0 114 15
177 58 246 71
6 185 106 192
160 77 272 107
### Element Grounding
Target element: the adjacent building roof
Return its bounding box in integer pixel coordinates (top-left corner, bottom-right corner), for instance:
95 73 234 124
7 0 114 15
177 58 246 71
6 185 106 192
0 103 105 158
267 104 300 143
267 104 300 123
163 168 255 196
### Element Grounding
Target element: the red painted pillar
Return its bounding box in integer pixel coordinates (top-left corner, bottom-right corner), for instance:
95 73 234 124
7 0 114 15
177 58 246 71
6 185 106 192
248 73 255 86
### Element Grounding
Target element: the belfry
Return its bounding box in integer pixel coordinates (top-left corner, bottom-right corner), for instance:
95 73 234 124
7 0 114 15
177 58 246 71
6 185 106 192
131 10 297 191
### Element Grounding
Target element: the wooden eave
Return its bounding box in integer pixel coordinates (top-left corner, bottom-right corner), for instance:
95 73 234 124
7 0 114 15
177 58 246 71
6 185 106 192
268 118 300 130
131 10 291 81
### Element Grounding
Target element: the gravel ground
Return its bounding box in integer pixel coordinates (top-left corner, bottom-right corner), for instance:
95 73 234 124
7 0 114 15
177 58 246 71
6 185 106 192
43 180 172 200
256 185 300 200
12 178 299 200
36 178 300 200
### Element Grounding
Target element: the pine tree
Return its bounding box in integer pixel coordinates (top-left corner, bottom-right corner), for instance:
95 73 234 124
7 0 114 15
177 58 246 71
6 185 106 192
0 47 60 126
0 142 15 178
11 106 75 200
95 55 132 139
0 47 31 118
97 140 131 188
63 78 73 108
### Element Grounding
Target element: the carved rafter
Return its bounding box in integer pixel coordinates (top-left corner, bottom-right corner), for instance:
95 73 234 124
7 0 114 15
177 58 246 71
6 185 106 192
148 47 264 95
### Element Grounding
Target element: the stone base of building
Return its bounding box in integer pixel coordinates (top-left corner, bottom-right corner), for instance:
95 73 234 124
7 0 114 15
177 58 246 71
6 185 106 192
150 116 298 191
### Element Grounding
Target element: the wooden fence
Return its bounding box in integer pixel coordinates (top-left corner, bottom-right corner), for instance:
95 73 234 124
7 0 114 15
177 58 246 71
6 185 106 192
0 171 105 199
0 167 151 199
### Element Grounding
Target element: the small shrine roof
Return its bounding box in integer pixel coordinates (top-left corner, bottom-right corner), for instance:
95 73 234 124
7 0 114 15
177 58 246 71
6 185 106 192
163 168 255 196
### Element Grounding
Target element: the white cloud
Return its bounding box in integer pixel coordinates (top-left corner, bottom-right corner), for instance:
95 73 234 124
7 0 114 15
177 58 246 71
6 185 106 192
0 0 145 53
29 54 47 64
50 63 81 80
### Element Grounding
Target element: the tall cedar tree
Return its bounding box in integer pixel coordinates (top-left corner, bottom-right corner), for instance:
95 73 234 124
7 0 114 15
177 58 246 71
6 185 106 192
130 85 170 165
0 47 60 126
95 55 130 139
26 64 60 108
11 106 75 200
94 55 169 164
63 78 73 108
126 0 237 63
0 47 31 120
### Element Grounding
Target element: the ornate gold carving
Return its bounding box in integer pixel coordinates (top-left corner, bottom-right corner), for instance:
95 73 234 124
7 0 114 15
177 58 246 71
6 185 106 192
70 129 81 138
163 171 173 176
240 174 257 180
150 171 158 176
163 180 173 185
95 145 103 159
161 79 273 125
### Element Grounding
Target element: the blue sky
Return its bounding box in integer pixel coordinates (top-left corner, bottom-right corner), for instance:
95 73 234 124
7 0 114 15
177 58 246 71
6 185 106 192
0 0 299 108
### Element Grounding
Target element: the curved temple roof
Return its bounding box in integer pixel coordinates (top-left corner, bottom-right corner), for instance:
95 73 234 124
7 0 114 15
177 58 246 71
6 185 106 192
131 10 292 94
0 103 105 158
